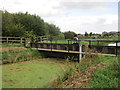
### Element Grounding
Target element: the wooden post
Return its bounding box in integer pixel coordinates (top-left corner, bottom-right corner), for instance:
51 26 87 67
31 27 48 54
116 41 118 56
51 40 52 51
6 37 8 43
68 40 69 52
89 40 91 48
97 41 99 46
20 37 22 44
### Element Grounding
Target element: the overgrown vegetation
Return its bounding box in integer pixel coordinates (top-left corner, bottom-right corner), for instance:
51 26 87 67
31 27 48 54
1 44 24 48
55 47 118 88
2 48 43 64
1 44 119 88
55 60 76 85
89 56 119 88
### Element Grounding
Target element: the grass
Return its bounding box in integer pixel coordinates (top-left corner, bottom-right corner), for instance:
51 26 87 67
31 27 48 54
81 36 119 40
41 37 119 45
1 43 119 88
2 48 43 64
0 44 24 48
2 58 68 88
88 56 119 88
1 44 75 88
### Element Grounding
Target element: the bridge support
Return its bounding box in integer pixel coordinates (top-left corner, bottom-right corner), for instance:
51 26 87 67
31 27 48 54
78 43 82 63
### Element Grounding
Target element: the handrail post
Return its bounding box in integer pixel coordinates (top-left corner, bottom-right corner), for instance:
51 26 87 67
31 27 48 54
97 40 99 46
89 40 91 48
78 43 82 63
116 41 118 56
68 40 69 52
51 40 52 51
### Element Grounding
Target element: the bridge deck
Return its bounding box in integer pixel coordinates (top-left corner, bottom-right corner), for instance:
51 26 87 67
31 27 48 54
33 48 116 56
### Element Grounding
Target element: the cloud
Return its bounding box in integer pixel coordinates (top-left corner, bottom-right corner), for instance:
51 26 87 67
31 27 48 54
46 15 118 34
59 2 108 10
2 0 118 34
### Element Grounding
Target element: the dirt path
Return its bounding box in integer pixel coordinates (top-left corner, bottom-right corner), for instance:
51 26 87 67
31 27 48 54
56 62 107 88
0 47 26 52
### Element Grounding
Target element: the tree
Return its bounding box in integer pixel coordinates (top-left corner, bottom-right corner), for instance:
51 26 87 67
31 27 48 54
64 31 76 39
45 23 64 40
85 32 88 37
23 31 36 38
2 11 64 39
89 32 92 37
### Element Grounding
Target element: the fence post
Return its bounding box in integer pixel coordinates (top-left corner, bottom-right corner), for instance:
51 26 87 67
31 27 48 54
6 37 8 43
20 37 22 44
51 40 52 51
68 40 69 52
116 41 118 56
89 40 91 48
97 41 99 46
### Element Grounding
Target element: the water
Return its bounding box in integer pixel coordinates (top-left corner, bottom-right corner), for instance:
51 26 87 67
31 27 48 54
108 43 120 46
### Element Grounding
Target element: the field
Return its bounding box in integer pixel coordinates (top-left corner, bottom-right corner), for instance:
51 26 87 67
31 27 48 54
41 37 119 46
2 58 68 88
1 44 72 88
1 44 119 88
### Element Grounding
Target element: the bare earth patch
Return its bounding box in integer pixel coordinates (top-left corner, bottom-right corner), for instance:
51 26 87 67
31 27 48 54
0 47 26 52
56 62 107 88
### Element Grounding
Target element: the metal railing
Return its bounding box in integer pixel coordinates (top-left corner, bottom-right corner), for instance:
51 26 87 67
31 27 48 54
32 39 120 56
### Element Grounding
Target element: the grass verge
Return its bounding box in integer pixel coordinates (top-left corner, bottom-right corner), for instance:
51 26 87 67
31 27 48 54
0 44 24 48
2 58 68 88
89 56 119 88
2 48 44 64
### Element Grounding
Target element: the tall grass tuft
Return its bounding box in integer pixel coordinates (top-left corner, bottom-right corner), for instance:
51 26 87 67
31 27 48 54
53 48 99 88
2 48 44 64
76 47 99 71
89 56 119 88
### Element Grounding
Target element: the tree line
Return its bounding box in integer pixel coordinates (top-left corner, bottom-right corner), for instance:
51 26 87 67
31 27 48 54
2 11 65 40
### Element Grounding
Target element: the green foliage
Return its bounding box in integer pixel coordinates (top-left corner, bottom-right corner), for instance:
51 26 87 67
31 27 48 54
2 48 43 64
23 31 36 38
89 56 119 88
1 44 23 48
2 11 64 39
64 31 76 39
85 32 88 37
45 23 65 40
89 32 92 37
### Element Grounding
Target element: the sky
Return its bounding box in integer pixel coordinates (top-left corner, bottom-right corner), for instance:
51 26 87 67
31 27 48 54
0 0 119 34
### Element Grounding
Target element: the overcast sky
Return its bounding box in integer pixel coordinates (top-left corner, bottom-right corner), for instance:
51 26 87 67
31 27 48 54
1 0 119 34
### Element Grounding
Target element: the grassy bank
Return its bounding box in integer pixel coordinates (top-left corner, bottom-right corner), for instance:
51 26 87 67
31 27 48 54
1 45 74 88
89 56 119 88
2 48 43 64
56 52 119 88
76 56 119 88
0 44 24 48
2 58 68 88
1 44 119 88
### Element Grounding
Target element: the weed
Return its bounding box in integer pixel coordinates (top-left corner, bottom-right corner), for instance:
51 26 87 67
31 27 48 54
2 48 44 64
1 44 24 47
89 56 119 88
